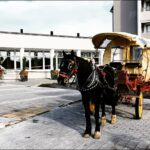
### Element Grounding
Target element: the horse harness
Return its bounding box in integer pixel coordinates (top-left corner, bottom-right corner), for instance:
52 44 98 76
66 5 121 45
59 56 116 92
69 58 114 92
77 63 101 92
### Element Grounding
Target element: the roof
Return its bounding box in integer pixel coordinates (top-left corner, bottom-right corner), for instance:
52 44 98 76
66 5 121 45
0 31 94 51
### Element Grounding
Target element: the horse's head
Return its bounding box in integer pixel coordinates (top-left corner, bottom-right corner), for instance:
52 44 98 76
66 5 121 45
57 50 78 85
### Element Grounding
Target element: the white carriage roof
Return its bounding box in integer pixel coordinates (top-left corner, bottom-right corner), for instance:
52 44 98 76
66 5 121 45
0 31 95 51
92 32 150 49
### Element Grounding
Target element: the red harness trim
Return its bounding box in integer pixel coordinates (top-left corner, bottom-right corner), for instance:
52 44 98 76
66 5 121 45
59 73 69 78
59 69 78 79
101 71 106 77
71 69 78 75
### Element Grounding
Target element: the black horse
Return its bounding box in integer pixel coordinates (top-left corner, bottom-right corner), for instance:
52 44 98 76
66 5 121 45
58 50 118 139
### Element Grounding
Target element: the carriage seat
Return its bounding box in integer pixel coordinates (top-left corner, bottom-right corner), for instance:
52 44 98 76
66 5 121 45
125 62 142 68
109 62 123 70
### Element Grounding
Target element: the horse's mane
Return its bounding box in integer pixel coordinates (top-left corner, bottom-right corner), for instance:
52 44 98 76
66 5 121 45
76 57 92 72
76 56 91 65
75 56 93 86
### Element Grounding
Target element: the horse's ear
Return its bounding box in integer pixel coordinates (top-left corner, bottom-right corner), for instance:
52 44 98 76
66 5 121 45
71 50 75 57
63 51 66 58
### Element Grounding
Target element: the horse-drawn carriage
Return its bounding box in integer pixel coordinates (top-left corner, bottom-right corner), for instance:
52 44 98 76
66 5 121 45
57 32 150 138
92 32 150 119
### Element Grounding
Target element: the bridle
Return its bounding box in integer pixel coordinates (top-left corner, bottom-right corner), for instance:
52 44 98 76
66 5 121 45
59 68 78 83
59 58 78 84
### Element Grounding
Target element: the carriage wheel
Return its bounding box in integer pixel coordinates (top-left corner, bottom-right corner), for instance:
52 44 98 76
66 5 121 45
135 91 143 119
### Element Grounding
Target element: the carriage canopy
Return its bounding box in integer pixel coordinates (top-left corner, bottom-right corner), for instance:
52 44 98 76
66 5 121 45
92 32 150 49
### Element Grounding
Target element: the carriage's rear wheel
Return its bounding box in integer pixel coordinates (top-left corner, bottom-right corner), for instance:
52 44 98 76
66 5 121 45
135 90 143 119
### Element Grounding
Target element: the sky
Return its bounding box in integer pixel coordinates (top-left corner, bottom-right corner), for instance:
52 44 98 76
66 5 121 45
0 1 113 37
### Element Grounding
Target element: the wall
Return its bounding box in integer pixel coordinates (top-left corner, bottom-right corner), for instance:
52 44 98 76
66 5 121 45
113 0 138 34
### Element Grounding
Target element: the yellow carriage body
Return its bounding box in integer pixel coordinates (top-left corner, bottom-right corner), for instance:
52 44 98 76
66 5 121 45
92 32 150 82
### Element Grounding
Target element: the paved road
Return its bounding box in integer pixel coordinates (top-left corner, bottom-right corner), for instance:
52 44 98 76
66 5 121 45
0 80 150 149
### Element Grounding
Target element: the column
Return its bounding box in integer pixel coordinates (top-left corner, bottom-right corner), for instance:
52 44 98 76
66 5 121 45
144 24 146 33
28 51 31 70
43 51 45 70
137 0 141 36
14 50 17 70
50 49 54 70
98 50 101 65
56 53 58 70
100 49 105 65
20 48 24 70
76 49 81 57
144 1 146 11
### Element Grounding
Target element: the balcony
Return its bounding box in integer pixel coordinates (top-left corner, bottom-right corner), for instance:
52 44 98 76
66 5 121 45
141 33 150 39
140 11 150 23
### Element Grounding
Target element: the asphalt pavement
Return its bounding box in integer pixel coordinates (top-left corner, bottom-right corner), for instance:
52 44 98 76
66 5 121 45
0 79 150 149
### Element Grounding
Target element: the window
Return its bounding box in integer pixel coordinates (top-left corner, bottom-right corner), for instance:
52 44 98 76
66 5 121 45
24 52 30 69
142 23 145 33
57 52 63 70
44 52 50 69
0 50 20 69
24 50 51 70
141 0 144 11
146 24 150 32
31 51 43 69
81 52 91 59
0 51 7 67
111 47 123 62
146 1 150 11
132 46 142 61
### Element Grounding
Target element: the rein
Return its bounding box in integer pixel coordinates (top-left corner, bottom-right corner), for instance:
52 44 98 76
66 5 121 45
75 62 116 92
97 65 117 91
59 68 78 83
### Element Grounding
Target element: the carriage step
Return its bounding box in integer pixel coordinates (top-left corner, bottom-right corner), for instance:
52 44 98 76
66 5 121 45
125 62 142 68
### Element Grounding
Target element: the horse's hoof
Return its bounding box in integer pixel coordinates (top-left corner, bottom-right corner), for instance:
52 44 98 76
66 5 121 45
93 131 101 139
111 115 116 124
101 116 106 126
82 133 91 138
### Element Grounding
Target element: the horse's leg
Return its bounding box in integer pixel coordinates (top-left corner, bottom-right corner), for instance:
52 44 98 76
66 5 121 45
83 99 91 138
101 103 106 126
93 103 101 139
111 104 117 124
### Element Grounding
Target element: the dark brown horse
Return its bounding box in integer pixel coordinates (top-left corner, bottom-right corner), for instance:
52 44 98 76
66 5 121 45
58 50 118 139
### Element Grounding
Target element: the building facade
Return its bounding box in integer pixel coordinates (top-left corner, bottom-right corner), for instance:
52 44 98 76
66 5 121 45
112 0 150 39
0 30 99 80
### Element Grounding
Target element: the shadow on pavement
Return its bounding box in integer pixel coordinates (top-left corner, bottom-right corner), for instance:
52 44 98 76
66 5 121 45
45 103 85 136
41 102 139 137
110 133 149 149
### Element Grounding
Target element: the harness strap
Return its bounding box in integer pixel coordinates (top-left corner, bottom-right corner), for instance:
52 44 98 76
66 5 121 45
100 65 117 91
78 61 103 92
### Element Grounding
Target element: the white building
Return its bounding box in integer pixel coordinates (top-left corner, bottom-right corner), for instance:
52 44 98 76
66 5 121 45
0 30 98 80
